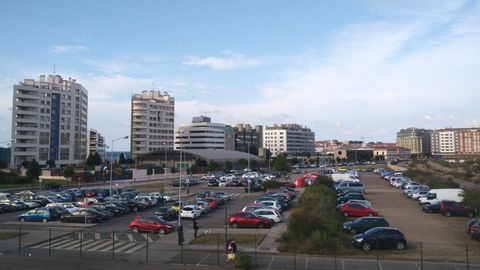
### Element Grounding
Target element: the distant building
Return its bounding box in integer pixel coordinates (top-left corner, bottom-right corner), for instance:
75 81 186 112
130 90 175 159
175 116 235 150
11 75 88 167
396 128 432 156
263 124 315 157
373 147 411 162
431 127 480 160
458 128 480 156
0 147 11 166
234 124 263 154
87 129 106 160
334 148 373 162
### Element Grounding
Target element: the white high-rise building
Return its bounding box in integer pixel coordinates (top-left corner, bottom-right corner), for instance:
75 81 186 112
130 90 175 159
10 75 88 167
175 116 235 150
87 129 106 160
263 124 315 157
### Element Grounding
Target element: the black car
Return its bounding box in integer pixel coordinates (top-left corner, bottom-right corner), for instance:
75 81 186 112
352 227 407 251
60 210 101 223
45 183 63 190
208 179 219 187
155 206 178 221
422 203 441 213
343 217 389 234
338 193 366 204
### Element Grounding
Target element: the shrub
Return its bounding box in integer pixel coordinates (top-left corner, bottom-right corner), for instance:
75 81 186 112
234 252 253 270
316 175 333 188
463 188 480 210
262 180 282 191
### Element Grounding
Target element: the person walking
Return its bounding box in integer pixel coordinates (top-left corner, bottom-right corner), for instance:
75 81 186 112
193 219 199 238
226 238 237 262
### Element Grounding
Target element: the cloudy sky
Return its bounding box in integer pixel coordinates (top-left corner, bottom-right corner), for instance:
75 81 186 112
0 0 479 151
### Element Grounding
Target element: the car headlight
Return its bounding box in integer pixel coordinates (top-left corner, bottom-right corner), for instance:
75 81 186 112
354 238 364 242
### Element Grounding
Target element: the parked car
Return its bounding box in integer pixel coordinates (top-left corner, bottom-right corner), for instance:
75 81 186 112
204 197 218 209
352 227 407 251
180 205 202 219
342 217 389 234
154 206 178 221
254 208 282 223
440 200 477 217
419 189 464 205
195 201 212 214
466 219 480 240
129 216 176 234
60 209 102 223
17 207 60 222
339 202 378 217
336 199 372 211
337 193 366 204
253 199 282 212
44 183 63 190
228 212 273 228
422 202 441 213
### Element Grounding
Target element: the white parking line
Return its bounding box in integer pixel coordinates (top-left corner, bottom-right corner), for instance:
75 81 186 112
304 257 309 270
267 256 275 269
197 254 210 266
378 261 383 270
342 259 345 270
414 262 421 270
452 264 461 270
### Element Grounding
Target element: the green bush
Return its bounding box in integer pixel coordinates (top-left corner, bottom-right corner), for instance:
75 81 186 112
234 252 253 270
0 171 33 185
403 169 459 189
262 180 282 191
316 175 333 188
463 188 480 210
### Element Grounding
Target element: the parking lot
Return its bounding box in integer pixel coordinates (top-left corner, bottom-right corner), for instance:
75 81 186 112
360 172 480 262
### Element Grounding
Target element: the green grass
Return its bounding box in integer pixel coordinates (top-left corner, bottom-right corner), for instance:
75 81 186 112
0 231 27 240
191 233 266 246
134 182 166 192
0 179 72 190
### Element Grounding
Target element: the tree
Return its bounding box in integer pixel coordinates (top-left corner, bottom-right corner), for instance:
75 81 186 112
207 161 221 171
0 160 7 169
93 152 102 165
274 154 289 172
119 153 127 164
86 153 96 167
26 159 41 180
224 160 233 171
250 159 258 169
63 166 75 179
46 159 55 168
238 158 248 169
249 145 258 156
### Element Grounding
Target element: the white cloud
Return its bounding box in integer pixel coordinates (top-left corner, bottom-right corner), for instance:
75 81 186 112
50 44 89 54
183 52 262 70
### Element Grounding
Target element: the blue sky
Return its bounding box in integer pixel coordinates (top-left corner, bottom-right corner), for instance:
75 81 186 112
1 0 479 151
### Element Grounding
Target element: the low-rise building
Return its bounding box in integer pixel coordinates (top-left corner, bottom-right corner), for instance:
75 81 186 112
373 147 411 162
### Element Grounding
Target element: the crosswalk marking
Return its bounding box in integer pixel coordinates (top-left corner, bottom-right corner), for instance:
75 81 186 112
88 240 114 251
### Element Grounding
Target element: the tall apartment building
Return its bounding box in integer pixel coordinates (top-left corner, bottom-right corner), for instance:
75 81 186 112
87 129 106 160
263 124 315 157
431 128 458 157
396 128 432 156
130 90 175 159
174 116 235 150
431 127 480 158
458 128 480 156
234 124 263 153
10 75 88 167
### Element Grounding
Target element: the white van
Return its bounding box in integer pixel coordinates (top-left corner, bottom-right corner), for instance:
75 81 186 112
419 189 464 205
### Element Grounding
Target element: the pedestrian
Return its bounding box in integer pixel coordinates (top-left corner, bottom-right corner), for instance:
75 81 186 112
193 219 199 238
226 238 237 262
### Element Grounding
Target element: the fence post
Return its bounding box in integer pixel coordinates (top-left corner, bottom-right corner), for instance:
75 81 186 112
145 234 149 264
466 244 469 270
18 227 21 255
293 244 297 270
48 228 52 257
254 233 257 267
79 232 83 258
420 242 423 270
334 246 337 270
112 231 115 262
217 233 220 266
180 243 184 264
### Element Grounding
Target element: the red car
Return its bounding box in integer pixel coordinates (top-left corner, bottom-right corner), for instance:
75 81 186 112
204 197 218 209
129 216 176 235
440 200 477 217
228 212 273 228
340 203 378 217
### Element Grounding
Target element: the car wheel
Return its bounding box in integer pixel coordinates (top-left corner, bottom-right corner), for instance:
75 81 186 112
343 212 349 217
467 212 475 218
258 223 265 229
270 219 275 224
350 228 357 234
362 242 371 251
230 222 238 229
395 241 406 250
132 227 140 233
445 211 452 217
42 218 48 223
158 228 165 235
20 218 25 222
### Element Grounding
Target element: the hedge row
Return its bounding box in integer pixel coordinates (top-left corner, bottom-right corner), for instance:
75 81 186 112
402 169 460 189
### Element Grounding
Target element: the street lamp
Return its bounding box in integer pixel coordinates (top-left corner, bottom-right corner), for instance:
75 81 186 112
177 130 186 226
109 136 128 200
163 142 168 193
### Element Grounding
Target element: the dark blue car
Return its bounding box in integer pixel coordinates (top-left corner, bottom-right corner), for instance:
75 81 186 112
17 207 60 222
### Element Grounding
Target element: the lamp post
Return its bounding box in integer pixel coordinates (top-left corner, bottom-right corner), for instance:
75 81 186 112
163 142 168 193
109 136 128 200
177 130 185 226
247 141 251 194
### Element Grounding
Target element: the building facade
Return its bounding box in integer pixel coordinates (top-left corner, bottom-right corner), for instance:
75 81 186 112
234 124 263 154
174 116 235 150
130 90 175 159
87 129 106 160
263 124 315 157
396 128 432 156
10 75 88 167
373 147 412 162
457 128 480 156
430 127 480 159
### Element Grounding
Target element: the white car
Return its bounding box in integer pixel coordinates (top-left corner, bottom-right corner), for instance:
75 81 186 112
242 172 260 180
46 203 79 213
136 195 158 205
218 179 230 187
411 190 429 200
195 201 211 214
180 205 202 219
344 199 372 208
254 208 282 223
253 200 281 212
149 192 172 202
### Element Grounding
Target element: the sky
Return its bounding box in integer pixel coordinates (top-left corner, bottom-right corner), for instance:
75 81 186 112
0 0 479 151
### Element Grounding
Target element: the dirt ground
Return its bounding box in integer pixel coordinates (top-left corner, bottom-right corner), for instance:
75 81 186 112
359 172 480 263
